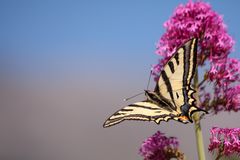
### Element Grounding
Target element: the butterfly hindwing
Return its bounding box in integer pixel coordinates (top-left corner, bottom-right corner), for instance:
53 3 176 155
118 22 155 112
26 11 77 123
103 101 182 128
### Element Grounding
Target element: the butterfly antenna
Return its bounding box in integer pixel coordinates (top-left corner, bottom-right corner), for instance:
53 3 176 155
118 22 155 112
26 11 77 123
124 68 152 101
146 69 153 90
123 92 144 101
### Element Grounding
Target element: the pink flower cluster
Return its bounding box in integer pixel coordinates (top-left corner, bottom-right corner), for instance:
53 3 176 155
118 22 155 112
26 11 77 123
209 58 240 113
154 0 234 68
211 85 240 113
139 131 179 160
209 58 240 87
153 0 240 114
209 127 240 156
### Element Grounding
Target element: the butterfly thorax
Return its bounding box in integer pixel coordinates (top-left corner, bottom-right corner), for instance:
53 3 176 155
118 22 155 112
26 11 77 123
180 103 193 119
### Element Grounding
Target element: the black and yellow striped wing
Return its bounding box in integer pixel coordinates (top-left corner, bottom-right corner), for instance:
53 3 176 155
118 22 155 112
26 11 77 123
103 38 207 128
103 101 181 128
155 38 206 122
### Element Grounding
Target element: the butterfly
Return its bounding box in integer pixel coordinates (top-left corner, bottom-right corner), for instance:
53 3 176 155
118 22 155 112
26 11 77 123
103 38 207 128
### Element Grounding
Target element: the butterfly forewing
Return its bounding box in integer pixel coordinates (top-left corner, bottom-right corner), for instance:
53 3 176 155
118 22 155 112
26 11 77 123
155 38 205 122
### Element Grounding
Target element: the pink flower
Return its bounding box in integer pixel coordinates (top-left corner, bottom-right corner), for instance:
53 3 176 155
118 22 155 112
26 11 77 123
139 131 183 160
209 58 240 87
207 59 240 113
153 0 240 114
156 0 234 64
208 85 240 114
209 127 240 156
154 0 234 75
225 85 240 112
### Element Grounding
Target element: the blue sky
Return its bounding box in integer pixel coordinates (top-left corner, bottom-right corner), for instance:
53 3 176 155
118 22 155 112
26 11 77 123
1 0 240 85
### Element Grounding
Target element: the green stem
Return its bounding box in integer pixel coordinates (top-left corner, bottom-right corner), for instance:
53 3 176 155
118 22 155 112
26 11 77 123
215 153 222 160
215 143 224 160
193 68 206 160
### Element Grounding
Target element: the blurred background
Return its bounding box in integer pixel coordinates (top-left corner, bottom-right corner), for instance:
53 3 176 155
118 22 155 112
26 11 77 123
1 0 240 159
